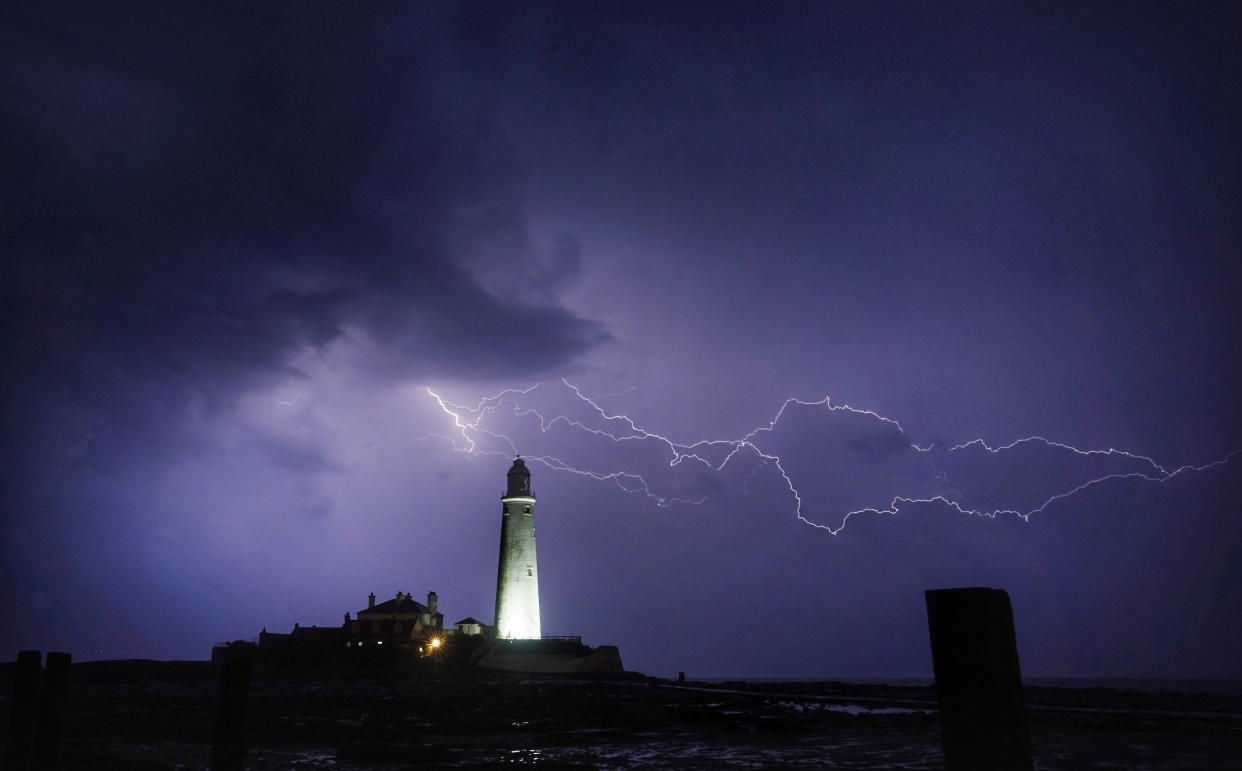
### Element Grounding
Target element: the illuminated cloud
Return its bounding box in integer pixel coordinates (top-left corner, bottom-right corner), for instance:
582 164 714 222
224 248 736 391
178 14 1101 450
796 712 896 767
2 3 1238 678
425 379 1238 533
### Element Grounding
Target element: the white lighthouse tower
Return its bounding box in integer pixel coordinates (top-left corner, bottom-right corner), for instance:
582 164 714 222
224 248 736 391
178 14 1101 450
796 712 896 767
494 457 541 639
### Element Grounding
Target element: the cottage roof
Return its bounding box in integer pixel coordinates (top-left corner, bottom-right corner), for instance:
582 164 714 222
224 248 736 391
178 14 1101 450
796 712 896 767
455 617 484 626
359 596 443 616
290 625 343 641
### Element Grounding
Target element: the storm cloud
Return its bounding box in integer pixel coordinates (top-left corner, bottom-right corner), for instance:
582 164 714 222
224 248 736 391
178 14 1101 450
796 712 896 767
3 3 1239 677
2 3 608 468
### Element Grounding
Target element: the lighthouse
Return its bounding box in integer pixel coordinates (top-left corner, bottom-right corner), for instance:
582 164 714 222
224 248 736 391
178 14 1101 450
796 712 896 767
494 457 541 639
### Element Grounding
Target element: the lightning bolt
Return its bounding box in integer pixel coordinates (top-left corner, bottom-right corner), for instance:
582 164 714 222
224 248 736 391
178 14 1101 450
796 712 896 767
420 379 1239 535
424 383 708 506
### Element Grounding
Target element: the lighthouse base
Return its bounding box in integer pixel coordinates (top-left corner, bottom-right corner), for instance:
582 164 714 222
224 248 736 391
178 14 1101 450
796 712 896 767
471 638 624 675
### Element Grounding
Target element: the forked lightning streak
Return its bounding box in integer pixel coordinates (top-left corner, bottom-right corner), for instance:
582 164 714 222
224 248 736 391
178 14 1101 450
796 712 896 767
421 380 1238 535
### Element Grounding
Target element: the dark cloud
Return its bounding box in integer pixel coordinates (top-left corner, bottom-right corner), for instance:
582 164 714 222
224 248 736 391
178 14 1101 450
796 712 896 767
252 433 340 475
0 3 610 642
1 2 608 459
844 427 914 461
3 2 1239 679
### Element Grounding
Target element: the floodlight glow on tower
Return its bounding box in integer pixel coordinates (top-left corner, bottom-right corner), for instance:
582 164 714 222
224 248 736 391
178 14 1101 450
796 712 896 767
494 457 541 639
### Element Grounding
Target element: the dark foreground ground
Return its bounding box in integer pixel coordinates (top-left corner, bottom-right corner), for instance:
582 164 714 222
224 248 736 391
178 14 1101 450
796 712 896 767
3 660 1241 769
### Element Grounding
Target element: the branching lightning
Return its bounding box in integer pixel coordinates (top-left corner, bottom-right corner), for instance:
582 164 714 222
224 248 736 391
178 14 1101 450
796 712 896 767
420 379 1239 535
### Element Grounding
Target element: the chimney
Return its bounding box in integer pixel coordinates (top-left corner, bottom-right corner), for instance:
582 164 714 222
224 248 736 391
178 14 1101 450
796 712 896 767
427 591 438 613
368 593 375 609
344 612 350 623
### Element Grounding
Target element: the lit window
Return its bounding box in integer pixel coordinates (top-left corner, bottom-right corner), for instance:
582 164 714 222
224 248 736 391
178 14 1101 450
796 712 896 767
377 640 383 645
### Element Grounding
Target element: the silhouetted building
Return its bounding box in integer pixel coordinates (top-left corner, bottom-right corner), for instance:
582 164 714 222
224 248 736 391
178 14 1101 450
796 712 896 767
243 459 620 672
344 590 444 650
252 622 344 666
454 617 487 636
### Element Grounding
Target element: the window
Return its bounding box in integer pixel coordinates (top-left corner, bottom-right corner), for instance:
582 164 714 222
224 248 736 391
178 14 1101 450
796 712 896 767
524 505 531 514
372 622 380 633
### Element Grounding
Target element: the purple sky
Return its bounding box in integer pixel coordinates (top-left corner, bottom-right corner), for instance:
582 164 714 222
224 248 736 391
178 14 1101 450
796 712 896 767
3 2 1240 678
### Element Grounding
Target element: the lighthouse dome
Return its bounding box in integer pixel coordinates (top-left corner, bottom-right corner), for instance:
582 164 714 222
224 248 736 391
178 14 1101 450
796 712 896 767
505 457 532 497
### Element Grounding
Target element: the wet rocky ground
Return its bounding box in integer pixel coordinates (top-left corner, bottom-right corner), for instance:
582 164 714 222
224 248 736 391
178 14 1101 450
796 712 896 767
3 660 1241 769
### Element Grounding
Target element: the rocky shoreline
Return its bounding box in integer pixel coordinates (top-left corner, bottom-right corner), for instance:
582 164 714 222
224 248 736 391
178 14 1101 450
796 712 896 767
2 660 1240 769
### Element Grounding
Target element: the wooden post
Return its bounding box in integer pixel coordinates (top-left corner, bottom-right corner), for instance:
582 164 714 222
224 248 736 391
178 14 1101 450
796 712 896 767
211 655 251 771
5 650 42 771
925 588 1033 771
31 652 71 771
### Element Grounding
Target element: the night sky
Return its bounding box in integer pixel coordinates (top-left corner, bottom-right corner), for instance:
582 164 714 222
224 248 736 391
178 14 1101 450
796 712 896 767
4 2 1240 679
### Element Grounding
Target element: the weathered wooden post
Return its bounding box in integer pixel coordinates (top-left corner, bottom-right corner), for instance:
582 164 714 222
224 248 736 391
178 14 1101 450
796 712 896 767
211 655 251 771
27 650 70 769
5 650 42 770
31 651 71 771
925 588 1033 771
